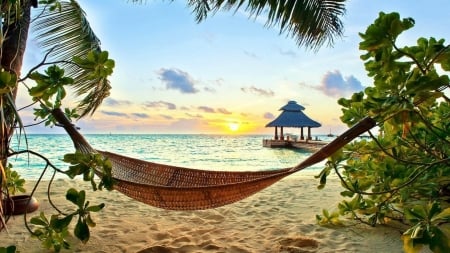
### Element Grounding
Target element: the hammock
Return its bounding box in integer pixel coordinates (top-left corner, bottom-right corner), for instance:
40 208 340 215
52 108 376 210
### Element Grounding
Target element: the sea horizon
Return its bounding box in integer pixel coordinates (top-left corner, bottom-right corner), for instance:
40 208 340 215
9 134 332 180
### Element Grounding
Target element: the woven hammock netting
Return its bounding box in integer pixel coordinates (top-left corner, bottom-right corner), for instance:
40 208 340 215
52 108 376 211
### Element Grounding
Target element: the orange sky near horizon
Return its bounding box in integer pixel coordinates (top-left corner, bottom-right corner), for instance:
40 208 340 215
19 0 450 136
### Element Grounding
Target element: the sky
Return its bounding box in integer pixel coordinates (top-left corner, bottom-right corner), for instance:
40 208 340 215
19 0 450 135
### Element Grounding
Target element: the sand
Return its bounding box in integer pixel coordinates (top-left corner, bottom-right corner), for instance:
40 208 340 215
2 172 415 253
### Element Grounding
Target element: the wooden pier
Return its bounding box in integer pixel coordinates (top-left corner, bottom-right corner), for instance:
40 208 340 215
262 138 328 152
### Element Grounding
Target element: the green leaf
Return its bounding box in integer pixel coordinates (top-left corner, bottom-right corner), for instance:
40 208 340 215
429 227 450 253
428 202 442 219
66 188 80 206
0 245 17 253
30 212 49 227
405 206 427 221
86 203 105 212
340 190 355 197
86 214 96 227
74 219 90 243
50 215 73 232
431 207 450 222
411 225 425 239
77 190 86 208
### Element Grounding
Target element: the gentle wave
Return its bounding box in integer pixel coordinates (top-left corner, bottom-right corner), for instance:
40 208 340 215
9 134 331 180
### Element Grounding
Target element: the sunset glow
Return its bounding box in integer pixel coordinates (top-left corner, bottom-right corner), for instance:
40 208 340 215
228 123 240 132
19 0 450 135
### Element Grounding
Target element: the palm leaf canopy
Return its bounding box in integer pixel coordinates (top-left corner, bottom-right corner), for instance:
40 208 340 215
32 0 110 117
184 0 346 50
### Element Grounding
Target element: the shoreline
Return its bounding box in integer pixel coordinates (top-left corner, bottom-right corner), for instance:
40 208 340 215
2 173 409 252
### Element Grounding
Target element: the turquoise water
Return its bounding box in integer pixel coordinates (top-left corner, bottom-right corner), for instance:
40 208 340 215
8 134 331 180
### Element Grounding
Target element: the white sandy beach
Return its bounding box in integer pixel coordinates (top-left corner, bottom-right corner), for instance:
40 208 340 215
2 172 413 253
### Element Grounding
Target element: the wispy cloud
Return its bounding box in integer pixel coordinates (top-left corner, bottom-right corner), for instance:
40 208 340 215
279 49 297 58
101 111 129 118
131 113 150 118
212 78 224 86
185 113 203 118
241 86 275 97
264 112 275 119
300 70 365 98
157 68 199 94
244 50 259 59
217 108 232 114
143 100 176 110
104 98 133 107
160 114 173 120
198 106 215 113
203 86 216 93
168 118 205 131
203 78 225 93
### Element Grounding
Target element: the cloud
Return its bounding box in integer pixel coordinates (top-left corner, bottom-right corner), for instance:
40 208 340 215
196 106 230 114
203 86 216 93
241 86 275 97
244 50 259 59
300 70 365 98
264 112 275 119
212 78 224 86
157 68 199 94
198 106 215 113
101 111 129 118
166 118 206 133
143 100 176 110
217 108 232 115
104 98 133 107
203 78 225 93
131 113 149 118
318 70 365 98
185 113 203 118
279 49 297 58
160 114 173 120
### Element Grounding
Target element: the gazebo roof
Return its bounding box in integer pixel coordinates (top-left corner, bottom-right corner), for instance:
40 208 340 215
279 100 305 111
265 101 321 128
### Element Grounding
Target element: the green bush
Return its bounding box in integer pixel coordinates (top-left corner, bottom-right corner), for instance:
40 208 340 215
317 12 450 253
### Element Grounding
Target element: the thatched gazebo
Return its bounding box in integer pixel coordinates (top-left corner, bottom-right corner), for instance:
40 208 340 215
265 100 321 141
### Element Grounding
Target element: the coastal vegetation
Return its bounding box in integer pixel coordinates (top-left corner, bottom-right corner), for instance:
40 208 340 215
1 0 448 252
0 0 346 252
316 12 450 252
1 1 447 252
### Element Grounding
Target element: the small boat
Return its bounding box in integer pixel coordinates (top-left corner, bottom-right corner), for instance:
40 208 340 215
327 129 334 137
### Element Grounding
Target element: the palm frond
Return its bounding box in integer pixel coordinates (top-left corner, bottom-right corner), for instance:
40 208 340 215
189 0 346 50
76 78 111 117
32 0 110 117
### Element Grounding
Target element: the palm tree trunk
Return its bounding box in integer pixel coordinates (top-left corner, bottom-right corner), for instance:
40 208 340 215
0 0 32 226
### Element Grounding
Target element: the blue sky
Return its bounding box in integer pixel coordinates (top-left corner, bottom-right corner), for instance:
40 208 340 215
20 0 450 134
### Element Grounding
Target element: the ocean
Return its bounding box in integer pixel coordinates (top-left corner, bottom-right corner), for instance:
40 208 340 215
8 134 332 180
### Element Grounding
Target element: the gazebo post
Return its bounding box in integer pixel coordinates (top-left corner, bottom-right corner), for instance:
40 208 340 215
274 126 278 140
308 127 312 141
280 127 284 140
300 127 304 140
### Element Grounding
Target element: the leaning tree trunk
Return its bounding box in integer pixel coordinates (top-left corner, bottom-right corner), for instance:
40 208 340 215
0 0 33 228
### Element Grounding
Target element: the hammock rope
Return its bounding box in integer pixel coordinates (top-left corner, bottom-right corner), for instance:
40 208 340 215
51 108 376 210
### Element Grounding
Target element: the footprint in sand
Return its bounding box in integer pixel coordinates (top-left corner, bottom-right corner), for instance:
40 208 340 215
278 237 319 253
136 245 174 253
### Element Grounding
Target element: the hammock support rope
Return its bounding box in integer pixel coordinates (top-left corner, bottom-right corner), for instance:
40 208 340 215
52 108 376 210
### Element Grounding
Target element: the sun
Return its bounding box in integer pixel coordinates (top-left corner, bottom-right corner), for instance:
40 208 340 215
228 122 240 132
